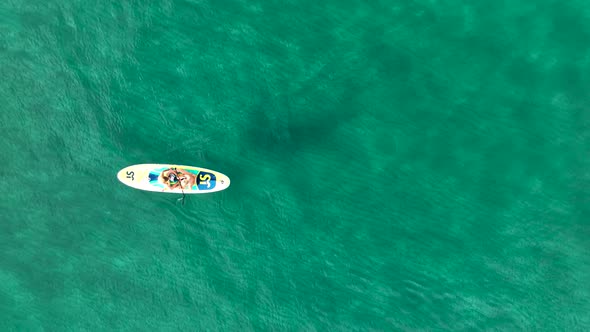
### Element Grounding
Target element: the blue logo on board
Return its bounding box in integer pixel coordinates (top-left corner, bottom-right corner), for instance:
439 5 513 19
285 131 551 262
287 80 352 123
197 171 216 190
148 172 159 182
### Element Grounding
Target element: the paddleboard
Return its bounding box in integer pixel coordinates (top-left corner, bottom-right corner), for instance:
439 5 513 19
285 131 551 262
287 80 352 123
117 164 230 194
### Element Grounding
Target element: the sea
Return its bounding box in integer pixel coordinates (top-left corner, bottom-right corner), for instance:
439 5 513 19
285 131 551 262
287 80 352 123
1 0 589 330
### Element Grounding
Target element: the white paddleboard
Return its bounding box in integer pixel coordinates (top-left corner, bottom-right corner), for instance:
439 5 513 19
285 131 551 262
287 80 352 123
117 164 230 194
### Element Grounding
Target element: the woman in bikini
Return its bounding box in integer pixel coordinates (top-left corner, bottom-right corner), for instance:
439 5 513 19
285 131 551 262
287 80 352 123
159 167 196 191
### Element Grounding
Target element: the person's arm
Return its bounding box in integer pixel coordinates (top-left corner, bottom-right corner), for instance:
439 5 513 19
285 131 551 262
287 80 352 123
177 170 195 187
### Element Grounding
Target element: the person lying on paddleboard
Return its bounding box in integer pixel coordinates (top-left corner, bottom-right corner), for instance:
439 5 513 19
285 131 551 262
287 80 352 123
159 167 196 191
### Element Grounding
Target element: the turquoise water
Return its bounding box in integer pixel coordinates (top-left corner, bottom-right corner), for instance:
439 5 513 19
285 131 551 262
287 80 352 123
1 0 589 330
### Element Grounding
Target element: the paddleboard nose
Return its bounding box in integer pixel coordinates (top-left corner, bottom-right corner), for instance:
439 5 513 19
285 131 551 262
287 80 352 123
218 174 231 190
